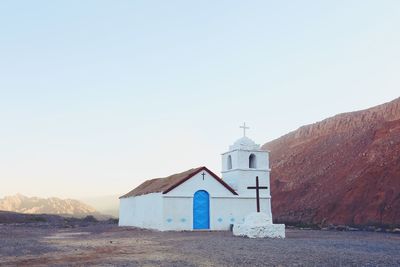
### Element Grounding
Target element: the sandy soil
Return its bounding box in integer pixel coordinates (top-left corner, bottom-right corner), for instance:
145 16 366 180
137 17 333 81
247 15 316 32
1 224 399 266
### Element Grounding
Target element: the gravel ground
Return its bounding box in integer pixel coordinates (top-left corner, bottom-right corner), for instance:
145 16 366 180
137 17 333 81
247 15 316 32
1 224 399 266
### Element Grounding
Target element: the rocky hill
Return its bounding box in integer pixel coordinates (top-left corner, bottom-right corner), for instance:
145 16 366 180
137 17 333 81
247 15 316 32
263 97 400 227
0 194 100 218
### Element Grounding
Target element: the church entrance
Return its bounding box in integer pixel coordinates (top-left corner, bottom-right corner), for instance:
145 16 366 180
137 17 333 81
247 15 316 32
193 190 210 229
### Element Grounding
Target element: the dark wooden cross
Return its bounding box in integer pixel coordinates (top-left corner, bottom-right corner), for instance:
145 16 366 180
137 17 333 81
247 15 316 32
201 172 206 180
247 176 268 212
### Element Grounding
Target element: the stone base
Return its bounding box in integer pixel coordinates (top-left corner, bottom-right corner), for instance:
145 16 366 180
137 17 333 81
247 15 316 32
233 212 285 239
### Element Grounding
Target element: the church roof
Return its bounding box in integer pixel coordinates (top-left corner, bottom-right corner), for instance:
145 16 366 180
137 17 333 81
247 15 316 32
120 166 238 198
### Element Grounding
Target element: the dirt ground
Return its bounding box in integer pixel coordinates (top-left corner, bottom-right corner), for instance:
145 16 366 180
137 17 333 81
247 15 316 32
1 224 400 267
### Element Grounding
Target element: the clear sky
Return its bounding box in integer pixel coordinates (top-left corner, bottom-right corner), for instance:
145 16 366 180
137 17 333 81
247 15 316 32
0 1 399 199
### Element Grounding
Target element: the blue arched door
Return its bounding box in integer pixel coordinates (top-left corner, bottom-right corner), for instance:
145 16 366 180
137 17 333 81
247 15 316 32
193 190 210 229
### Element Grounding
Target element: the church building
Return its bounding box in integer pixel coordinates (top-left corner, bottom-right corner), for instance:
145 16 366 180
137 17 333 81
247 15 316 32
119 125 274 231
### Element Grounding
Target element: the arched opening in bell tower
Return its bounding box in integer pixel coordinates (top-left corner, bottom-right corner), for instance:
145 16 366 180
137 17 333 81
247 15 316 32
227 155 232 170
249 154 256 168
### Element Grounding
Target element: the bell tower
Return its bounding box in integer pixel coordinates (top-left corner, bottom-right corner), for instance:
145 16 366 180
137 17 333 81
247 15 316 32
221 123 271 197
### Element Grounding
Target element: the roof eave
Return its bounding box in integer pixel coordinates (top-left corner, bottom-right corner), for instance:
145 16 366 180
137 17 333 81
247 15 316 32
162 166 238 195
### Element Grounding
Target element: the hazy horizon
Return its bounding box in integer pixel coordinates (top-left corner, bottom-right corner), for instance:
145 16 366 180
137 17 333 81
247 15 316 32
1 1 400 199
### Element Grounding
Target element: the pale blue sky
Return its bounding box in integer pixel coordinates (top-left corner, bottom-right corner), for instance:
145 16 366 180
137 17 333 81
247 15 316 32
0 1 399 198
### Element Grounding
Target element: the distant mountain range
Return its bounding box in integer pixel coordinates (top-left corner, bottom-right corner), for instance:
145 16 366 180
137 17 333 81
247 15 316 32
79 195 119 217
263 97 400 226
0 194 104 218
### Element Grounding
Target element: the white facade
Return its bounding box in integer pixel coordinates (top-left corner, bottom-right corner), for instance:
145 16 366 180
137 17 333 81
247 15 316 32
119 134 275 231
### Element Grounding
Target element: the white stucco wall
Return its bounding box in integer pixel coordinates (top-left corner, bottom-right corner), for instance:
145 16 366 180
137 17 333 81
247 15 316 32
118 193 163 230
223 169 270 197
161 195 272 231
162 196 192 230
211 197 272 230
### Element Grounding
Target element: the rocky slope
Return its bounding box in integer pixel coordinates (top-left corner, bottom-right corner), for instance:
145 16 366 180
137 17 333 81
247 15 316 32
263 97 400 226
0 194 100 218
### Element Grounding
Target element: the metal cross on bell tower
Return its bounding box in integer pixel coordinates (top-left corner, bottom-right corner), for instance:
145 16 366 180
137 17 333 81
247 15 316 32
239 122 250 137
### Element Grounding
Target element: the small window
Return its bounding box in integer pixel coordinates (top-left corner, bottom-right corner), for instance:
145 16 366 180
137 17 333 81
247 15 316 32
249 154 256 168
227 155 232 170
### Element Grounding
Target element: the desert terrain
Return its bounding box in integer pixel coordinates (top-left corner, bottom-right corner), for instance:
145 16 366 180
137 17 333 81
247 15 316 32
1 221 399 267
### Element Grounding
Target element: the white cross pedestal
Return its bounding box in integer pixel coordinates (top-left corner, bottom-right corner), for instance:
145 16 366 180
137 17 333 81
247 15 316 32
233 212 285 239
233 175 286 238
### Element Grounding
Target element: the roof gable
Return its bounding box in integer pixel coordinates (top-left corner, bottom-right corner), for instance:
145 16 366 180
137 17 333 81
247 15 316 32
120 166 237 198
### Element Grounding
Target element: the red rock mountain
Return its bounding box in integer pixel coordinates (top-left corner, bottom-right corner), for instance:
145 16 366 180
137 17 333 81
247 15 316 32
262 97 400 226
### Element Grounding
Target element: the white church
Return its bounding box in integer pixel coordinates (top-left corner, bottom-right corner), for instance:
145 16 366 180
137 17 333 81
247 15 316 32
119 125 284 236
